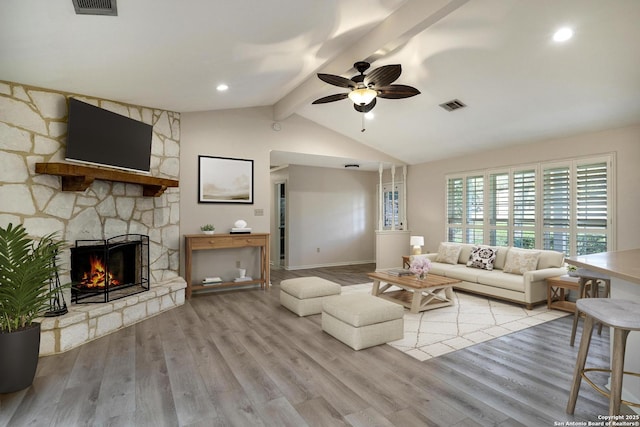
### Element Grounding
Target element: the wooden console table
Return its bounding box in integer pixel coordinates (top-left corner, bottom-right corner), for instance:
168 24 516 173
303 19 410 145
184 233 270 298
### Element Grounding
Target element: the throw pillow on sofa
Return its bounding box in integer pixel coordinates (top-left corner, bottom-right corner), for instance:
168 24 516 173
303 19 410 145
466 246 498 271
435 243 462 264
503 248 541 275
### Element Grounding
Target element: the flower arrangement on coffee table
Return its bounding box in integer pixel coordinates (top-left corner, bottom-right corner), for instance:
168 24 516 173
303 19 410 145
410 257 432 280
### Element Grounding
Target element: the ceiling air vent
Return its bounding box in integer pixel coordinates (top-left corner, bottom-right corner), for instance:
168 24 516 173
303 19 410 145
439 99 467 112
72 0 117 16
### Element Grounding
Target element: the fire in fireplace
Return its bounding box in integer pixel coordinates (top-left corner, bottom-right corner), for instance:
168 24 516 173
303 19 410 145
79 254 121 288
71 234 149 303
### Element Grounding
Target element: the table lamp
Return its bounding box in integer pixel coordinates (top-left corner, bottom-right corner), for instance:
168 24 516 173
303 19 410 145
410 235 424 255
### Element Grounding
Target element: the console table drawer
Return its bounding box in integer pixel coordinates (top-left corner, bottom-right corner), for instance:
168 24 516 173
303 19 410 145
229 236 265 247
189 235 266 250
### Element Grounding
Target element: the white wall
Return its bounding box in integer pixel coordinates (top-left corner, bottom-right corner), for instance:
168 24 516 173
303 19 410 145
180 106 401 280
284 165 377 269
407 124 640 253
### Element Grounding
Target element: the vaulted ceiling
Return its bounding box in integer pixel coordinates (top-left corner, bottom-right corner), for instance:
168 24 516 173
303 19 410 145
2 0 639 166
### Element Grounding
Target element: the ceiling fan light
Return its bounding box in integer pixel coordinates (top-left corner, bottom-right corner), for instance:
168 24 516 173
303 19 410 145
348 88 377 105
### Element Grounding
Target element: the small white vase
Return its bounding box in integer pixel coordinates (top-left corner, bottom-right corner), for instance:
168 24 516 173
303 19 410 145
202 230 215 235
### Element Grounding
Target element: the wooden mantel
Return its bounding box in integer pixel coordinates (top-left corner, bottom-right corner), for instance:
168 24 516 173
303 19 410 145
35 162 179 197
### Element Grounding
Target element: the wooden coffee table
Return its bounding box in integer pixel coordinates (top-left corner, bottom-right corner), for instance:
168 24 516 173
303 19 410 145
368 271 460 314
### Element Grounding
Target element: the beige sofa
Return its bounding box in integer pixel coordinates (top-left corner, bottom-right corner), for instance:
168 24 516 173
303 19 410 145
414 243 566 309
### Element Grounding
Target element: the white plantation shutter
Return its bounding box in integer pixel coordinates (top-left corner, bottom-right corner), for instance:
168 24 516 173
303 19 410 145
446 177 463 242
489 173 509 226
542 165 571 253
576 161 608 254
466 175 483 244
489 172 509 246
543 166 571 228
576 162 607 229
513 170 536 228
513 169 536 248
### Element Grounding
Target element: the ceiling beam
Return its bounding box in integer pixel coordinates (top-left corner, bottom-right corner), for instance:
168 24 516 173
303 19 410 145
272 0 469 121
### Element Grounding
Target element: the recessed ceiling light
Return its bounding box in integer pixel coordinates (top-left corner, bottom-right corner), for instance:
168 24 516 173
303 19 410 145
553 27 573 42
364 112 374 120
216 84 229 92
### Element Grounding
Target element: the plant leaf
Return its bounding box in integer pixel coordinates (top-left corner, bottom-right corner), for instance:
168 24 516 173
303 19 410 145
0 224 67 332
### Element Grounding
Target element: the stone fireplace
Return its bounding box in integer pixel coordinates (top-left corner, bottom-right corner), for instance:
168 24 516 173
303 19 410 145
1 81 186 355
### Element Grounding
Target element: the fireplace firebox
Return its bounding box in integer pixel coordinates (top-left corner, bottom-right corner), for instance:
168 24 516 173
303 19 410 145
71 234 149 303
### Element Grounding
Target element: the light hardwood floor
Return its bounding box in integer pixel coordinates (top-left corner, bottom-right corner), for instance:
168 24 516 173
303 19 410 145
1 264 632 426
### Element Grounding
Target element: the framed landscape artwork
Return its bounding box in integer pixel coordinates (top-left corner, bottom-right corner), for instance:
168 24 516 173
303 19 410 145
198 155 254 204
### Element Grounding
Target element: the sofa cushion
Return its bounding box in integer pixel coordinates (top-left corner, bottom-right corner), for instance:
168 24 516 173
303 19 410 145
435 243 462 264
466 246 498 271
476 270 526 292
443 264 492 283
426 261 455 277
503 248 541 275
457 243 476 264
493 247 508 270
537 249 565 269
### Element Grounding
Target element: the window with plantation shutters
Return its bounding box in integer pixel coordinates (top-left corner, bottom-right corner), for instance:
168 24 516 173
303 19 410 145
489 172 509 246
543 166 571 228
576 161 608 254
444 155 612 255
466 176 483 224
577 162 607 229
513 169 536 248
466 176 484 244
543 165 571 253
446 177 463 242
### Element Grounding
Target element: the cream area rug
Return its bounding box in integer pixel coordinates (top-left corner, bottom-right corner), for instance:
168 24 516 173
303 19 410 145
341 283 570 361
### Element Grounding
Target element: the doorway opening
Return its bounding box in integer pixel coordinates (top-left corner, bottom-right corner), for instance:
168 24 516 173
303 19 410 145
275 181 286 267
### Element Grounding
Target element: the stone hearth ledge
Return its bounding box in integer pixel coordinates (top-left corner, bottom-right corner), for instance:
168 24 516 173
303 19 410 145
37 277 186 356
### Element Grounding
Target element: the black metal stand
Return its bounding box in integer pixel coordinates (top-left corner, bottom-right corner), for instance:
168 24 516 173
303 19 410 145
45 254 67 317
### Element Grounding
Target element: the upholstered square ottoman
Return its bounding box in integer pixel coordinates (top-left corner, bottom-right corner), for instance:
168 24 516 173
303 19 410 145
280 276 341 316
321 294 404 350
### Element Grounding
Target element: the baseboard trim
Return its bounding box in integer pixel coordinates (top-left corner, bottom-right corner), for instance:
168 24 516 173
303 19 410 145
284 260 375 271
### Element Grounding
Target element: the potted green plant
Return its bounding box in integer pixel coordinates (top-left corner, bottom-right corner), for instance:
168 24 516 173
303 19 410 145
0 223 66 393
200 224 215 235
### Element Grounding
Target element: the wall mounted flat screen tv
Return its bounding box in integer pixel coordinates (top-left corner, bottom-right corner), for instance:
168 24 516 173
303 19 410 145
65 98 153 173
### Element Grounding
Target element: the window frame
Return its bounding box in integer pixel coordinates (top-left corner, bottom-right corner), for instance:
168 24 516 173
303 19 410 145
444 154 614 256
381 181 404 230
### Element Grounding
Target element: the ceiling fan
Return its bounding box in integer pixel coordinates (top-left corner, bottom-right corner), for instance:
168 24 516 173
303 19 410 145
312 61 421 114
